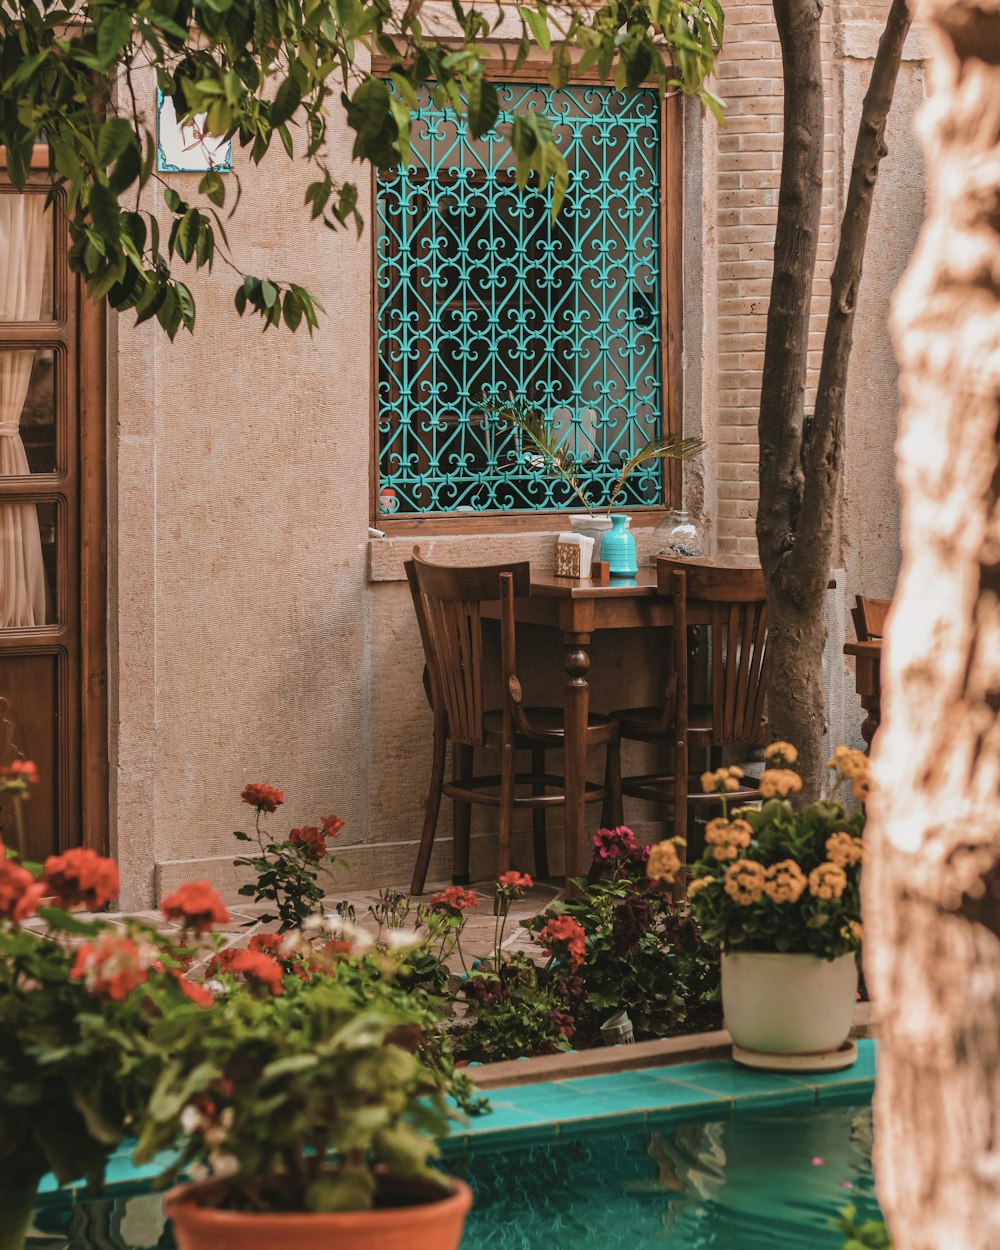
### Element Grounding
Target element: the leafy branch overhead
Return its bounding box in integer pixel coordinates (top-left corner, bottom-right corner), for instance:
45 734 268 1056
0 0 724 338
481 394 705 515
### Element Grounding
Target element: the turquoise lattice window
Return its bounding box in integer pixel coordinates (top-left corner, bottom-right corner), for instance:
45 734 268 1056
375 82 666 517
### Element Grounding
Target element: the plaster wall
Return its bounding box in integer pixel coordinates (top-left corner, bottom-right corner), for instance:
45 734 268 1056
109 5 925 906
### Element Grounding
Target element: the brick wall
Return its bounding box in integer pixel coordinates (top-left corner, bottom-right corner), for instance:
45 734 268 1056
711 0 893 559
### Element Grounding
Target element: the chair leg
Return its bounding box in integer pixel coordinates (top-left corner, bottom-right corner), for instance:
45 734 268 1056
531 746 549 879
603 738 623 827
411 730 447 896
497 742 516 879
452 744 474 885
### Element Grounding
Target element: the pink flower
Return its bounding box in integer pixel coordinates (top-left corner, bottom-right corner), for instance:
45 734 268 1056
592 826 647 864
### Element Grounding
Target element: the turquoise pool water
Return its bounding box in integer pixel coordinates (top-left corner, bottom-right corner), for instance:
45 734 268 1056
30 1042 880 1250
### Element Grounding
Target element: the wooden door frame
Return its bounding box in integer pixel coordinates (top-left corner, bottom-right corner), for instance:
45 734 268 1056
78 282 107 854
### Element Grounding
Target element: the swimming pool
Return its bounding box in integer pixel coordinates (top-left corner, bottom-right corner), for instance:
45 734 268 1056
30 1041 879 1250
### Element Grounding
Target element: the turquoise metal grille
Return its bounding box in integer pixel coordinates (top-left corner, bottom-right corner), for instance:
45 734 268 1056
376 83 664 515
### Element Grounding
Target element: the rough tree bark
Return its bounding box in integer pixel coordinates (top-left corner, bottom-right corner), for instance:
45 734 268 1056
867 0 1000 1244
758 0 911 795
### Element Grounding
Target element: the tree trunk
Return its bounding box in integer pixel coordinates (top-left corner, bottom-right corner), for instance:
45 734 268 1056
867 0 1000 1243
758 0 910 795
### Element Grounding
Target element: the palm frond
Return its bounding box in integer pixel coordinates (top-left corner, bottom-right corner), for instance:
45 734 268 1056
478 393 596 515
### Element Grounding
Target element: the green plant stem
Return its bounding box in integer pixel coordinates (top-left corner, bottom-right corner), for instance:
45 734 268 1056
11 795 25 863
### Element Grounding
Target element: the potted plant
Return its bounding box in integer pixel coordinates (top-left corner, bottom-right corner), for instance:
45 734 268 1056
480 395 705 575
138 922 476 1250
0 832 225 1250
648 743 869 1070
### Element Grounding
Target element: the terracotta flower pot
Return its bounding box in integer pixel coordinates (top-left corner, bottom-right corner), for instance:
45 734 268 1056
164 1170 473 1250
721 950 858 1055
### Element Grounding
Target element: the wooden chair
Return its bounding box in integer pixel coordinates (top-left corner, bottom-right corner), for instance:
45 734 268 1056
406 549 619 894
852 595 891 641
605 558 769 858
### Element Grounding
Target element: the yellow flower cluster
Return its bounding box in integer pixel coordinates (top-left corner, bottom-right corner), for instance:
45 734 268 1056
828 745 873 802
647 838 683 884
825 830 866 868
687 875 716 897
762 859 807 904
808 861 848 900
705 817 753 862
700 765 745 795
723 859 766 905
764 741 798 766
758 769 803 799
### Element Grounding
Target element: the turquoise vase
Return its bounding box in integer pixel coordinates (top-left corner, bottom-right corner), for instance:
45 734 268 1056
602 514 638 577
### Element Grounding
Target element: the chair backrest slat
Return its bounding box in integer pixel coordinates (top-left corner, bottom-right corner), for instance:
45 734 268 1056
853 595 891 641
658 557 769 749
405 550 530 747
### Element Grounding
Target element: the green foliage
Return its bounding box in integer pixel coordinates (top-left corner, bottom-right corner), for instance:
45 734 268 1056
233 820 344 933
0 0 724 336
560 861 719 1041
135 945 478 1211
481 394 705 515
458 954 577 1061
835 1205 892 1249
0 911 217 1199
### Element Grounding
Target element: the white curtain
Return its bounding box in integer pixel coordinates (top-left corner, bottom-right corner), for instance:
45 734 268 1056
0 196 48 628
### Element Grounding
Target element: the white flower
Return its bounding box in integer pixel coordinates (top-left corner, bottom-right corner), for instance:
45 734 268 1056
188 1163 210 1183
180 1105 204 1136
385 928 422 950
302 912 326 934
204 979 227 996
209 1151 240 1179
279 931 306 956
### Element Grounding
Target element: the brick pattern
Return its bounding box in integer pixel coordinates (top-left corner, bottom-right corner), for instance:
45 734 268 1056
712 0 890 558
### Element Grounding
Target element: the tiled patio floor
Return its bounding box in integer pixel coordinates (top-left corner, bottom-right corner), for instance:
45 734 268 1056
46 880 564 970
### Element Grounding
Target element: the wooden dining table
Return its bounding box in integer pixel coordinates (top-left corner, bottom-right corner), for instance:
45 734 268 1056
483 567 712 882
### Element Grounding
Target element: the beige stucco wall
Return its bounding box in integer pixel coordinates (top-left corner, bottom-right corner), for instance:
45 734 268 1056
109 7 925 907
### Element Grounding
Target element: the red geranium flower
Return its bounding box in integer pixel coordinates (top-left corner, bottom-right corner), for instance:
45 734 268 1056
536 914 587 971
289 825 327 860
248 932 282 955
71 933 157 1000
0 848 46 922
240 783 285 813
321 814 344 837
211 947 284 995
43 847 119 911
162 880 230 933
174 972 214 1008
1 759 39 786
592 825 646 862
429 886 480 916
497 870 533 890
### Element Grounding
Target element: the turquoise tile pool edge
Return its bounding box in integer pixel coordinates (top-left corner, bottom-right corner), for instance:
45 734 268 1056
443 1038 876 1151
34 1040 875 1201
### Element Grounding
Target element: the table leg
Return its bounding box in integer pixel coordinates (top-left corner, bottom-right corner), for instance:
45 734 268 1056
562 632 591 884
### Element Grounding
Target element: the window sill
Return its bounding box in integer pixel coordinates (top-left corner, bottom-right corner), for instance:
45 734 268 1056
367 524 668 583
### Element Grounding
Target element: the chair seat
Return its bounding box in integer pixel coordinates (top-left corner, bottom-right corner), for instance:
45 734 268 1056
611 704 714 742
483 706 618 748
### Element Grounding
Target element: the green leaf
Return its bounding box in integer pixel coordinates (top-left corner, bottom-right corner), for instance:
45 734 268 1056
36 908 103 936
164 187 182 213
199 171 226 207
271 75 302 127
97 118 135 166
88 183 120 237
97 9 133 67
108 142 142 194
260 279 278 308
466 78 499 141
521 6 551 52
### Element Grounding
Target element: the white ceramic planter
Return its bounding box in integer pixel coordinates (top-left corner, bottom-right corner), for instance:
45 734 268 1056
721 951 858 1056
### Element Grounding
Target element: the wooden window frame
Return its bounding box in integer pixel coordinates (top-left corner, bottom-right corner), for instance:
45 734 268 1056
368 61 683 536
0 150 108 854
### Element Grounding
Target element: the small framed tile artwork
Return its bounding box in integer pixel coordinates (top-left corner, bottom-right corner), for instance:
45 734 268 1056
156 90 233 173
